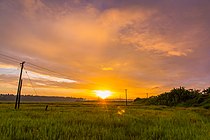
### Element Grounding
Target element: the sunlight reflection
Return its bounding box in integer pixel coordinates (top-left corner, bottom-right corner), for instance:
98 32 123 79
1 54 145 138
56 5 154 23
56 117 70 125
117 109 125 115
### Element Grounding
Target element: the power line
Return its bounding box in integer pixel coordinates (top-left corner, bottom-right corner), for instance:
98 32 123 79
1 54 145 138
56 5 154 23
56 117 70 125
0 53 72 78
24 69 37 96
27 62 73 80
0 56 20 64
23 67 71 88
24 68 71 94
0 53 76 82
0 53 21 63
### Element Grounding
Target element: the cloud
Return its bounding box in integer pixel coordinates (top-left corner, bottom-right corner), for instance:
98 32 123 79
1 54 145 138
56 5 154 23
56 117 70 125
25 70 76 83
101 67 113 71
0 0 210 98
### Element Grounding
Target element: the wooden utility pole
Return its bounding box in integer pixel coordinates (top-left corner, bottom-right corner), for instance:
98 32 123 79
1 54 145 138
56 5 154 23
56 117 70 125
17 79 23 109
125 89 127 106
15 61 25 109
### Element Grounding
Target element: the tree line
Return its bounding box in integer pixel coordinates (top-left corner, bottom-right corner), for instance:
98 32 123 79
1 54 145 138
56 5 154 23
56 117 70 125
0 94 85 102
134 87 210 108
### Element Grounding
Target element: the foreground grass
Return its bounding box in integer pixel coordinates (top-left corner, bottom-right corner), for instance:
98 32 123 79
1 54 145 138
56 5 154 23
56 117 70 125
0 102 210 140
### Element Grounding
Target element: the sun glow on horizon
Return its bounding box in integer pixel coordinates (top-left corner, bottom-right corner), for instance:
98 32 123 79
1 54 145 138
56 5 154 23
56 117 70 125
94 90 112 99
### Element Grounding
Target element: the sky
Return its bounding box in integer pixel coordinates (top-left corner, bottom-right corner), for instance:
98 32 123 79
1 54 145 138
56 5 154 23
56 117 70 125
0 0 210 99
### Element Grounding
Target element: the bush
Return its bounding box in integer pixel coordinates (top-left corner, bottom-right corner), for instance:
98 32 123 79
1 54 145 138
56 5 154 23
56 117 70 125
135 87 210 107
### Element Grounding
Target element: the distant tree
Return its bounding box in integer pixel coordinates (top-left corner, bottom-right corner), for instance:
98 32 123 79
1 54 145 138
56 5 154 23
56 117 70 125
134 87 210 107
139 87 202 106
202 87 210 94
134 97 141 102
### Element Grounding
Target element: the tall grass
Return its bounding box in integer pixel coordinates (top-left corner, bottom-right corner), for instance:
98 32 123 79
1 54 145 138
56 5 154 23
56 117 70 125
0 102 209 140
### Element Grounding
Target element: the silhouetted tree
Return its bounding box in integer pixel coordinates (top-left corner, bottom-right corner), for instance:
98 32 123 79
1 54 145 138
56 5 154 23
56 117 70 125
134 87 207 106
202 87 210 94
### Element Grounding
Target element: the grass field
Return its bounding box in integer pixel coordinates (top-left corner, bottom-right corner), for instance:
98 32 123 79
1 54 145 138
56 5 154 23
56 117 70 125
0 101 210 140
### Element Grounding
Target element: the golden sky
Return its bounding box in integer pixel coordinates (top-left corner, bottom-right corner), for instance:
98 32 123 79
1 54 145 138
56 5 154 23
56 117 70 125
0 0 210 99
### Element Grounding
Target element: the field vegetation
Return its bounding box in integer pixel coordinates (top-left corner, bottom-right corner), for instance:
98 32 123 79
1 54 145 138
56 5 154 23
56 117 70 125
0 101 210 140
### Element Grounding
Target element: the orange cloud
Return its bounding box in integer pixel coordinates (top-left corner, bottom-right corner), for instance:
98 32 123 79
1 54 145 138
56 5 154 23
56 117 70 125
1 0 210 99
101 67 113 71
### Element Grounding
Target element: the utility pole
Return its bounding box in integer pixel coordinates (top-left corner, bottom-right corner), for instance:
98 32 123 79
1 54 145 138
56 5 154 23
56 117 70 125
17 79 23 109
125 89 127 106
15 61 25 109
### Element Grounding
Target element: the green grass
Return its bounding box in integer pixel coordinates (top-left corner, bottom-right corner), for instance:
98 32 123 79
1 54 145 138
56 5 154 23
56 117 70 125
0 102 210 140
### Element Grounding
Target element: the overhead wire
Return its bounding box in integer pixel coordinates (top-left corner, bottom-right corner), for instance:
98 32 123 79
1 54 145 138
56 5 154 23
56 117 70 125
0 52 74 80
27 62 73 79
0 53 21 63
0 53 127 100
0 56 20 65
0 53 78 90
0 53 81 99
24 69 38 96
0 54 19 94
25 64 77 89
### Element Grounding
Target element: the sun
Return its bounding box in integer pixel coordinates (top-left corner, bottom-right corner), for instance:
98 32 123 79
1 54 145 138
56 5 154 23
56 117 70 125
94 90 112 99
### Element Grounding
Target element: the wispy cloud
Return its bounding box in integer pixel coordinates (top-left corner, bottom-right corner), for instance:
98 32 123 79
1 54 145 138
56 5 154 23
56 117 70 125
0 0 210 98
